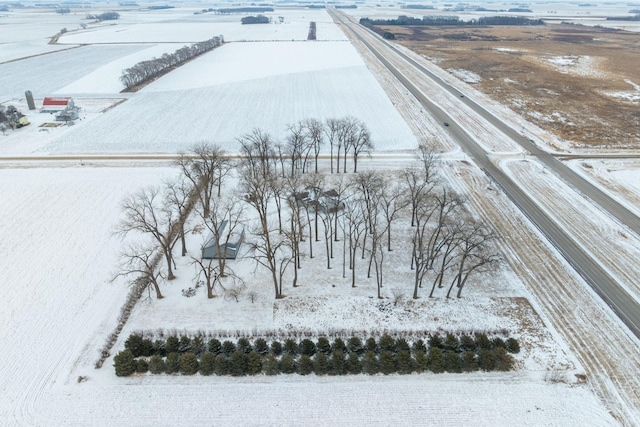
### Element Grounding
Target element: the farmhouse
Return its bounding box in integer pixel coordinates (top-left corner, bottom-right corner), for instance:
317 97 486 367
41 96 73 113
201 220 245 259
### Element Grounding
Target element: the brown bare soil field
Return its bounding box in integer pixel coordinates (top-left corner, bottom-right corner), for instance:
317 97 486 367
381 23 640 148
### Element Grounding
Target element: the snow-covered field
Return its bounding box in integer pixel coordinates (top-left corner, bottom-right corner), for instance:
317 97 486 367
1 3 638 426
0 165 616 426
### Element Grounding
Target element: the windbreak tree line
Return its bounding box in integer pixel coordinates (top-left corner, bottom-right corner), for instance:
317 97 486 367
114 332 519 376
120 36 224 89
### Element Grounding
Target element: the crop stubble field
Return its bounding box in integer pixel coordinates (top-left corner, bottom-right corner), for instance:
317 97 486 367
384 24 640 148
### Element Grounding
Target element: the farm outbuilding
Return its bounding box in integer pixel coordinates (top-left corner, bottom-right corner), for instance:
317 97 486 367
201 220 245 259
41 97 73 113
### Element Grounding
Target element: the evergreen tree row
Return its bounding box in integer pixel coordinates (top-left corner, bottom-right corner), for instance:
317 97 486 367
114 346 515 377
123 332 520 359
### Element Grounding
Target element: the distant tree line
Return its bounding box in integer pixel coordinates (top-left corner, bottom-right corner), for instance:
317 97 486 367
120 36 224 89
56 7 70 14
86 11 120 20
241 14 270 25
216 7 274 14
335 4 358 9
401 4 434 9
360 15 544 27
606 14 640 21
148 5 174 10
114 332 519 376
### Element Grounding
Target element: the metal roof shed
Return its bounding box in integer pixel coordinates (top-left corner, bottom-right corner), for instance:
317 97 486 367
201 221 245 259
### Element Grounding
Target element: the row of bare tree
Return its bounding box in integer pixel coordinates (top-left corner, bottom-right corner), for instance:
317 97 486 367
120 36 224 89
115 126 500 303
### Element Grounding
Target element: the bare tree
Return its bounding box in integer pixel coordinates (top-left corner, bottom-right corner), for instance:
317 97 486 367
303 118 325 173
448 222 501 298
285 121 308 177
238 128 278 179
402 167 435 228
113 245 164 299
351 119 374 173
176 143 228 218
201 194 245 279
342 196 367 287
118 186 179 280
338 116 358 173
325 118 340 174
164 176 192 257
379 178 409 252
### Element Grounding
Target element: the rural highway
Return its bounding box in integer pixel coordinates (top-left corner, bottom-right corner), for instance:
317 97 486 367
330 9 640 338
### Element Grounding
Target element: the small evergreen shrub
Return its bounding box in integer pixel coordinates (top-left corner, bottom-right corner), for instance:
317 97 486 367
443 333 460 352
297 354 314 375
165 336 179 354
347 352 362 374
237 337 252 354
279 354 296 374
114 350 137 376
396 350 414 374
222 340 236 356
136 358 149 373
347 336 364 355
180 352 199 375
506 338 520 354
208 338 222 355
494 347 514 371
459 335 476 352
331 337 346 353
362 350 378 375
253 338 269 355
148 354 165 374
428 333 443 349
395 337 410 353
317 337 331 354
153 339 166 357
283 338 298 355
125 334 144 357
247 351 262 375
178 336 192 353
214 354 229 375
379 351 396 375
427 347 445 373
140 338 154 357
314 352 329 375
414 350 428 373
461 351 478 372
229 350 248 376
492 337 506 350
379 335 396 352
263 354 279 376
165 352 180 374
299 339 316 356
412 339 426 354
474 333 492 350
270 340 282 356
192 337 205 356
365 337 378 353
199 353 215 376
444 351 462 373
477 348 496 371
330 350 347 375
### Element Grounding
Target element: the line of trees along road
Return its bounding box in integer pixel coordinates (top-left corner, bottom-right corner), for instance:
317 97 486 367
120 36 224 89
115 118 500 302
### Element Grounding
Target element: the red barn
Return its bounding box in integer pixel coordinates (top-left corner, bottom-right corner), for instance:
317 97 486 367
41 97 72 112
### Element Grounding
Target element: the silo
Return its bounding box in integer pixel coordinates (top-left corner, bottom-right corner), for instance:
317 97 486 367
25 91 36 110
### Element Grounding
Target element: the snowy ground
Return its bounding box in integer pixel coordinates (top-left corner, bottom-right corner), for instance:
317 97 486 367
0 3 638 426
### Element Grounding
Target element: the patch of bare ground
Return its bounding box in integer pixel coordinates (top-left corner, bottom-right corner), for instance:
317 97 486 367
384 24 640 148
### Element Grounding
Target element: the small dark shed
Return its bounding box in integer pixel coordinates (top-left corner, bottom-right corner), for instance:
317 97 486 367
201 220 245 259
